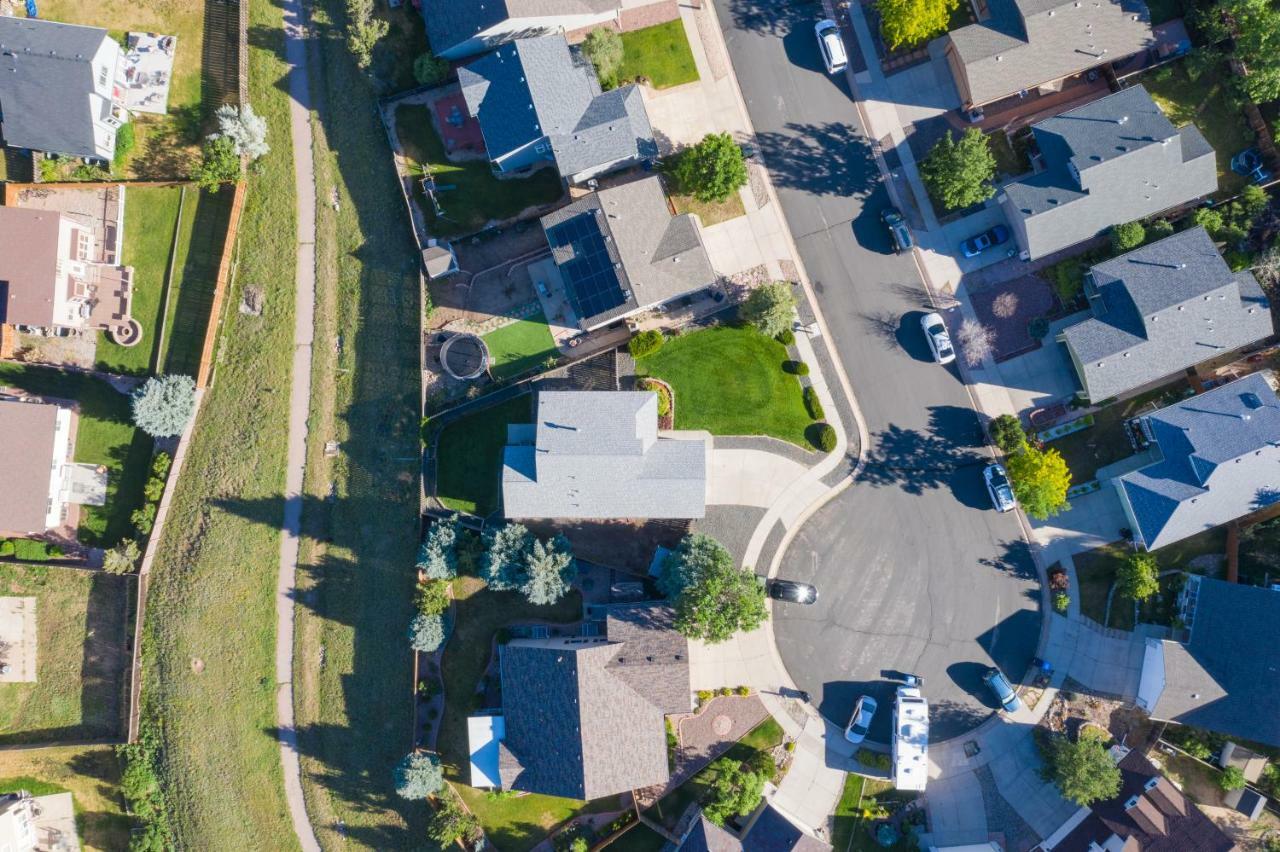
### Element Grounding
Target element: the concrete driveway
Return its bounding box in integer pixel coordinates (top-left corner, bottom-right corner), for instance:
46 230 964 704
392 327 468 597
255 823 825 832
707 446 812 508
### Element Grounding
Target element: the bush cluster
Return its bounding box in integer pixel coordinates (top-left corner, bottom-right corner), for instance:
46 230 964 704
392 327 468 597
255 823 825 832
116 730 174 851
784 360 809 376
803 386 825 421
776 328 796 346
628 329 664 359
131 452 173 538
0 539 64 561
810 422 837 453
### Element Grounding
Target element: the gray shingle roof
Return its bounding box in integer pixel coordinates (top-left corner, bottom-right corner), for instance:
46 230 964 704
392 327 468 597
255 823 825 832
1060 227 1274 402
1115 371 1280 550
933 0 1153 107
1151 576 1280 748
675 806 832 852
422 0 618 57
458 34 655 180
0 17 115 159
1000 86 1217 260
605 603 691 714
503 391 708 519
498 638 670 800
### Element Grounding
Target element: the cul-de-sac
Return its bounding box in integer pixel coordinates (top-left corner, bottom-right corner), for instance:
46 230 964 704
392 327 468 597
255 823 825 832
1 0 1280 850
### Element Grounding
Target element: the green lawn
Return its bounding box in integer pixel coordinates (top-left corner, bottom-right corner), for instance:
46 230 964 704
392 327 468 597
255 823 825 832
439 577 604 851
635 326 813 448
618 20 699 89
483 314 558 380
435 394 533 516
0 363 151 547
0 563 130 744
0 746 133 852
1143 63 1253 196
395 104 565 238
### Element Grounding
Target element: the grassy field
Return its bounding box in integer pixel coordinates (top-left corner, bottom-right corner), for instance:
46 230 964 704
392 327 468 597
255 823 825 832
635 326 812 448
0 746 132 851
435 394 534 516
289 0 431 848
0 363 151 547
483 314 558 380
395 103 565 237
1143 63 1253 197
137 0 298 847
618 20 699 89
0 564 130 744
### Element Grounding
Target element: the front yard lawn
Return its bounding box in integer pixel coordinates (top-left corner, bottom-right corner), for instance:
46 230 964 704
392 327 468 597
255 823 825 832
0 746 132 851
1044 381 1190 483
1142 63 1253 197
0 564 130 744
395 103 565 238
0 364 151 547
483 314 558 381
634 326 812 448
832 774 916 852
618 20 699 89
434 394 534 516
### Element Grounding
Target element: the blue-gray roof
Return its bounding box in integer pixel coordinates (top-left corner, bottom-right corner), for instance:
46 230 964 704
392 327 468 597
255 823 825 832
1116 371 1280 550
503 391 708 519
422 0 618 58
1000 86 1217 260
458 34 655 180
1060 227 1274 402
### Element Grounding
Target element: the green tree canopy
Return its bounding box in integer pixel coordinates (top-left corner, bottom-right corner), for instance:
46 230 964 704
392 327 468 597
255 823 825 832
988 414 1027 455
919 128 996 212
418 514 460 580
582 27 625 87
703 758 768 825
1111 221 1146 253
413 51 450 86
659 533 735 598
522 535 577 606
393 751 444 800
661 534 768 643
483 523 533 591
193 135 240 192
739 282 796 339
1006 445 1071 520
1117 552 1159 602
673 133 748 203
1220 765 1247 791
428 796 483 846
877 0 960 49
132 375 197 438
1205 0 1280 102
1041 734 1122 806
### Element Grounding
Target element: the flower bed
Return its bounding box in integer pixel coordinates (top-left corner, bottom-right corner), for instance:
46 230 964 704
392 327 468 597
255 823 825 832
1036 414 1094 443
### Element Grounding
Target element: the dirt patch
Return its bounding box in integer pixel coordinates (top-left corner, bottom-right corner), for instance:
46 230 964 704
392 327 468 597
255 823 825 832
191 657 205 674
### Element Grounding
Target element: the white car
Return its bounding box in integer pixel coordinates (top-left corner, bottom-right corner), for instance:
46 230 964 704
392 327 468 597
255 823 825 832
984 463 1017 513
844 695 878 744
815 20 848 75
920 312 955 365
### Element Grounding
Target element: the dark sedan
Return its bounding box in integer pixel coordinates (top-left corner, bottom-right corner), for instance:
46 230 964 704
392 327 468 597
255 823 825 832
769 580 818 604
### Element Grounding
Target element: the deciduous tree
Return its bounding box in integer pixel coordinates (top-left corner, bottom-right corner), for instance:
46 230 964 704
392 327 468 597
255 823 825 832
413 51 450 86
661 534 767 643
1117 552 1159 602
1110 221 1145 253
702 758 768 826
582 27 624 87
956 318 995 367
192 135 240 192
428 796 483 846
673 133 748 203
877 0 960 49
739 282 796 339
920 129 996 212
1040 734 1121 806
1006 445 1071 519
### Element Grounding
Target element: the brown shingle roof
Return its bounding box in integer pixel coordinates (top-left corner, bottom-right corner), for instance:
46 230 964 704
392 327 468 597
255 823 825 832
0 399 62 534
0 208 63 327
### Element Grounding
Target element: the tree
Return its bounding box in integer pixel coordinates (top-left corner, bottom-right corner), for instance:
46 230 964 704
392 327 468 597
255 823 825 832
415 579 450 616
1111 221 1146 253
1005 445 1071 520
345 0 388 69
661 534 768 643
132 375 197 438
413 51 450 86
522 535 577 606
418 514 460 580
214 104 269 161
1212 0 1280 102
482 523 532 591
739 282 796 339
1253 244 1280 291
193 135 240 192
428 796 482 846
1147 218 1175 242
956 318 995 367
1193 206 1226 239
103 539 142 575
1220 765 1247 792
409 613 446 652
919 129 996 211
394 751 444 799
628 329 664 359
581 27 624 87
877 0 960 49
702 758 767 826
1117 552 1160 602
672 133 748 204
1041 734 1121 806
988 414 1027 455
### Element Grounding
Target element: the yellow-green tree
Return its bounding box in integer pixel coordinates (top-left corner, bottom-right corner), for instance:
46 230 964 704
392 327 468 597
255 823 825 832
878 0 960 50
1006 445 1071 520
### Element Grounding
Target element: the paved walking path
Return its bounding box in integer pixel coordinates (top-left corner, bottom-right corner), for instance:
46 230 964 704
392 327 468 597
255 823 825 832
276 0 322 849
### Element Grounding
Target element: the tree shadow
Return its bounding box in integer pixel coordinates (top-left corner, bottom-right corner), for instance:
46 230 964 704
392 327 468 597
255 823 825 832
754 122 878 198
721 0 823 37
858 405 986 493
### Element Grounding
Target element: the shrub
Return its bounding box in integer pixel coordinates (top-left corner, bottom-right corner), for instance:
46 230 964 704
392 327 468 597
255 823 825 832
193 135 240 192
784 741 796 752
989 413 1027 455
735 685 750 696
803 386 825 421
0 539 13 557
672 132 748 203
113 123 136 170
856 748 891 770
132 374 197 437
702 757 767 826
394 751 444 799
638 378 671 417
810 422 837 453
144 474 166 503
1048 568 1069 591
628 329 664 359
1028 316 1050 340
784 360 809 376
581 27 624 87
415 579 450 616
131 503 158 536
696 689 714 704
409 613 446 653
1146 218 1175 242
104 539 142 575
1110 221 1146 253
776 328 795 346
740 282 796 339
427 796 482 846
1220 765 1247 792
1193 207 1225 238
413 52 450 86
1117 552 1159 602
1053 591 1070 613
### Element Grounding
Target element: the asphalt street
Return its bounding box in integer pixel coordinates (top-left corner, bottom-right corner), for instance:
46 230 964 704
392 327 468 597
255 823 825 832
717 0 1041 743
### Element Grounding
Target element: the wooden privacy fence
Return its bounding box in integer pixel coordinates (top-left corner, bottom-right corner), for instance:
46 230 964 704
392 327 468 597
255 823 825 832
196 180 247 388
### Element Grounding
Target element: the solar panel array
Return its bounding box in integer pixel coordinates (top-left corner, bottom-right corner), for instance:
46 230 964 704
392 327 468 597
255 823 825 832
546 211 628 320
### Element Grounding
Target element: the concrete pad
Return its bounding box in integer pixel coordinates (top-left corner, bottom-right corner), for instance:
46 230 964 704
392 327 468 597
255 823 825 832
990 328 1082 416
702 214 766 276
0 596 37 682
1030 487 1126 557
526 257 581 347
884 58 962 125
707 448 810 508
926 772 988 845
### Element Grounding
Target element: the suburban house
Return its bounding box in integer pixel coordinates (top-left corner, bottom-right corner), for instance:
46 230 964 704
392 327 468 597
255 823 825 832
1057 227 1273 404
675 804 832 852
1138 576 1280 748
998 86 1217 261
1104 371 1280 551
0 790 80 852
0 17 128 162
1039 746 1233 851
536 175 715 330
503 390 709 519
466 602 690 800
423 0 680 60
0 206 137 344
0 398 75 537
930 0 1153 111
457 34 656 185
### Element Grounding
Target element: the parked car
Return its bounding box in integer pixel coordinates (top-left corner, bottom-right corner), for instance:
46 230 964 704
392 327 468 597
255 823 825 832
881 207 913 254
769 579 818 604
920 312 955 365
814 20 848 75
982 667 1023 713
844 695 878 744
984 463 1016 513
960 225 1010 258
536 280 551 298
